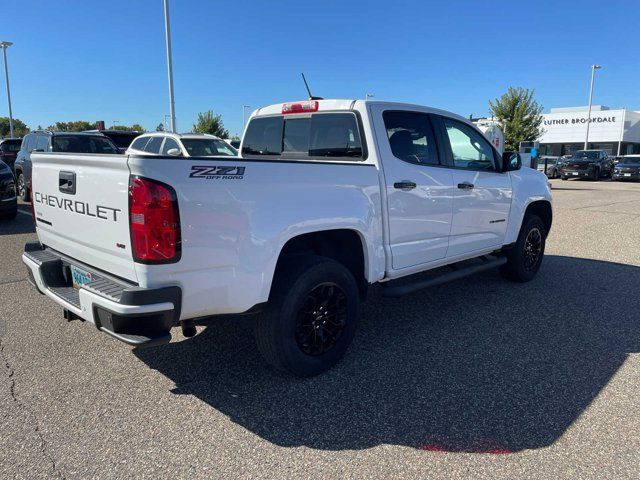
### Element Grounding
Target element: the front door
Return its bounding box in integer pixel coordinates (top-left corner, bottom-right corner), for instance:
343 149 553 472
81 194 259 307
371 107 454 270
435 116 512 258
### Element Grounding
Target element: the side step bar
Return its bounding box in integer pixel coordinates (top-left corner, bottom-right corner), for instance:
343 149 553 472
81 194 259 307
381 255 507 297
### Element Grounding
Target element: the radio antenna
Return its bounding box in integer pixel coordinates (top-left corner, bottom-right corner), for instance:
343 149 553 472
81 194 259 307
301 72 323 100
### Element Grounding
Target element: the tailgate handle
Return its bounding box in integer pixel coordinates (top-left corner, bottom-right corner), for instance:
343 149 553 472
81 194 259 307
59 171 76 195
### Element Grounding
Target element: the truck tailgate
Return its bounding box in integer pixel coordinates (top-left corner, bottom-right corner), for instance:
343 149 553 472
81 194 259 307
31 153 137 282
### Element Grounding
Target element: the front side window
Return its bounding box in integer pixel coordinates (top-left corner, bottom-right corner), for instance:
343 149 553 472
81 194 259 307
161 137 181 155
242 113 363 159
181 138 237 157
23 134 35 152
36 135 49 151
144 137 164 154
442 118 496 171
382 111 439 165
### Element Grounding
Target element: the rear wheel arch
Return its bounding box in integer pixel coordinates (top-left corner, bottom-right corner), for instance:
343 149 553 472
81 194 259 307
272 229 369 300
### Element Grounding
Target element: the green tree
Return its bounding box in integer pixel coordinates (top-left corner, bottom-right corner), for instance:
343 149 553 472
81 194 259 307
156 123 165 132
47 120 95 132
489 87 544 151
0 117 30 137
192 110 229 138
107 124 146 132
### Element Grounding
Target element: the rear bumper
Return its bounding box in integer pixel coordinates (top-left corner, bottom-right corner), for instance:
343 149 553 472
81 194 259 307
22 242 182 347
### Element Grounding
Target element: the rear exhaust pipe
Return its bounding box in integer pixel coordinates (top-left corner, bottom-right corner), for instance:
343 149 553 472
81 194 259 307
181 319 197 338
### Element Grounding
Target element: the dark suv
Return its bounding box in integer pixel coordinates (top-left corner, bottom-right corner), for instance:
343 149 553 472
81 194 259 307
14 131 119 201
84 129 142 153
0 138 22 172
561 150 613 180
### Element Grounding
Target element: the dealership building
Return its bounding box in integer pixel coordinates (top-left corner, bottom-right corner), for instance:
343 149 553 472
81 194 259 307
537 106 640 156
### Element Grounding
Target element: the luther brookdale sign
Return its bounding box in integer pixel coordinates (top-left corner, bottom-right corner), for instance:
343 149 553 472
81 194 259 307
544 115 617 126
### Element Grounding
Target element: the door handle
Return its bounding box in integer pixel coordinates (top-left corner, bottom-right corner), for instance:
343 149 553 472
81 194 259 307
457 182 474 190
59 171 76 194
394 181 417 190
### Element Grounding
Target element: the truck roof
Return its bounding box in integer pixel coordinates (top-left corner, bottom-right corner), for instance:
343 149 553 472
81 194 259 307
252 99 470 124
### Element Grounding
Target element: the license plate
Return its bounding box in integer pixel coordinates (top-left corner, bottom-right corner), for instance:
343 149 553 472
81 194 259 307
572 172 578 175
624 173 631 177
70 265 94 289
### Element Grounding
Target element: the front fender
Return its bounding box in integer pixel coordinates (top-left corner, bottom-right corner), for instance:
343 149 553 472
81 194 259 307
504 168 553 244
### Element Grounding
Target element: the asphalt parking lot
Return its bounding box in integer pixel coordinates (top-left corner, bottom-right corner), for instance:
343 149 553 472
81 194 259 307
1 178 639 479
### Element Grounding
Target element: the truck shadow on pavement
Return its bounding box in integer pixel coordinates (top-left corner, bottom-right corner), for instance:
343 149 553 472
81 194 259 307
134 255 640 453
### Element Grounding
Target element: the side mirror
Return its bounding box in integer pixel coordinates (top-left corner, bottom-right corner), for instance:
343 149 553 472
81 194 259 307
502 151 522 172
166 148 182 157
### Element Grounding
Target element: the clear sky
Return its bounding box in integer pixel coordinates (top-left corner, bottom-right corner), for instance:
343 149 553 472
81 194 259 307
1 0 638 136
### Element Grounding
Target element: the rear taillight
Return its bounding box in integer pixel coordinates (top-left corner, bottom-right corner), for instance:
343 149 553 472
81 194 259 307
129 177 181 264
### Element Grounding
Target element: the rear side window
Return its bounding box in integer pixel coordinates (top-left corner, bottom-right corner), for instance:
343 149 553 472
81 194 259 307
242 117 283 156
383 111 439 165
242 113 364 160
144 137 164 154
130 136 150 151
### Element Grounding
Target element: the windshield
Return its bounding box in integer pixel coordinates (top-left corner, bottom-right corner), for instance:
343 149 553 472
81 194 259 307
621 157 640 164
572 150 600 160
52 135 120 154
181 139 237 156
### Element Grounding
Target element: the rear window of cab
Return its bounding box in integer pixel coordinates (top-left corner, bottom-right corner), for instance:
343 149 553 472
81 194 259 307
242 112 365 160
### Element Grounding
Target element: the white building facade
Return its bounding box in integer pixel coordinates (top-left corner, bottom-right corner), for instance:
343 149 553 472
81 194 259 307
538 106 640 156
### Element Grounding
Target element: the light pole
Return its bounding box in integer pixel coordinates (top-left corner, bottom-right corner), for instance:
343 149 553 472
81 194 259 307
0 41 14 138
584 64 601 150
242 105 250 131
163 0 177 133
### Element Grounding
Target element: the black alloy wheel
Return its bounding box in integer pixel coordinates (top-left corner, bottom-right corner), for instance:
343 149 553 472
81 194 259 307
295 283 348 356
523 227 543 272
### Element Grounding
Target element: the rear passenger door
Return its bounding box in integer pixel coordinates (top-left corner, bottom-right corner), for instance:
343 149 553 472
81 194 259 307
371 106 454 270
433 115 512 258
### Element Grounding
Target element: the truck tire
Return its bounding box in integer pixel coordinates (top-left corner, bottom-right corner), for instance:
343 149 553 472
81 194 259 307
255 255 359 377
17 173 29 202
500 214 546 283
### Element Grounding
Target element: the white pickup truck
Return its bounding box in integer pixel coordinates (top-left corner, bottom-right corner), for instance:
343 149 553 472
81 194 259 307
23 99 552 376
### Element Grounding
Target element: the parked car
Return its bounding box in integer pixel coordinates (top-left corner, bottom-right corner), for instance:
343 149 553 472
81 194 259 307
23 98 552 377
126 132 238 157
611 155 640 181
560 150 613 180
14 131 119 201
0 138 22 173
537 156 561 178
0 159 17 220
84 129 142 153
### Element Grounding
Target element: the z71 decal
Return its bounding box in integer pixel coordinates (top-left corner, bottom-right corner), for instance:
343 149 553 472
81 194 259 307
189 165 245 180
